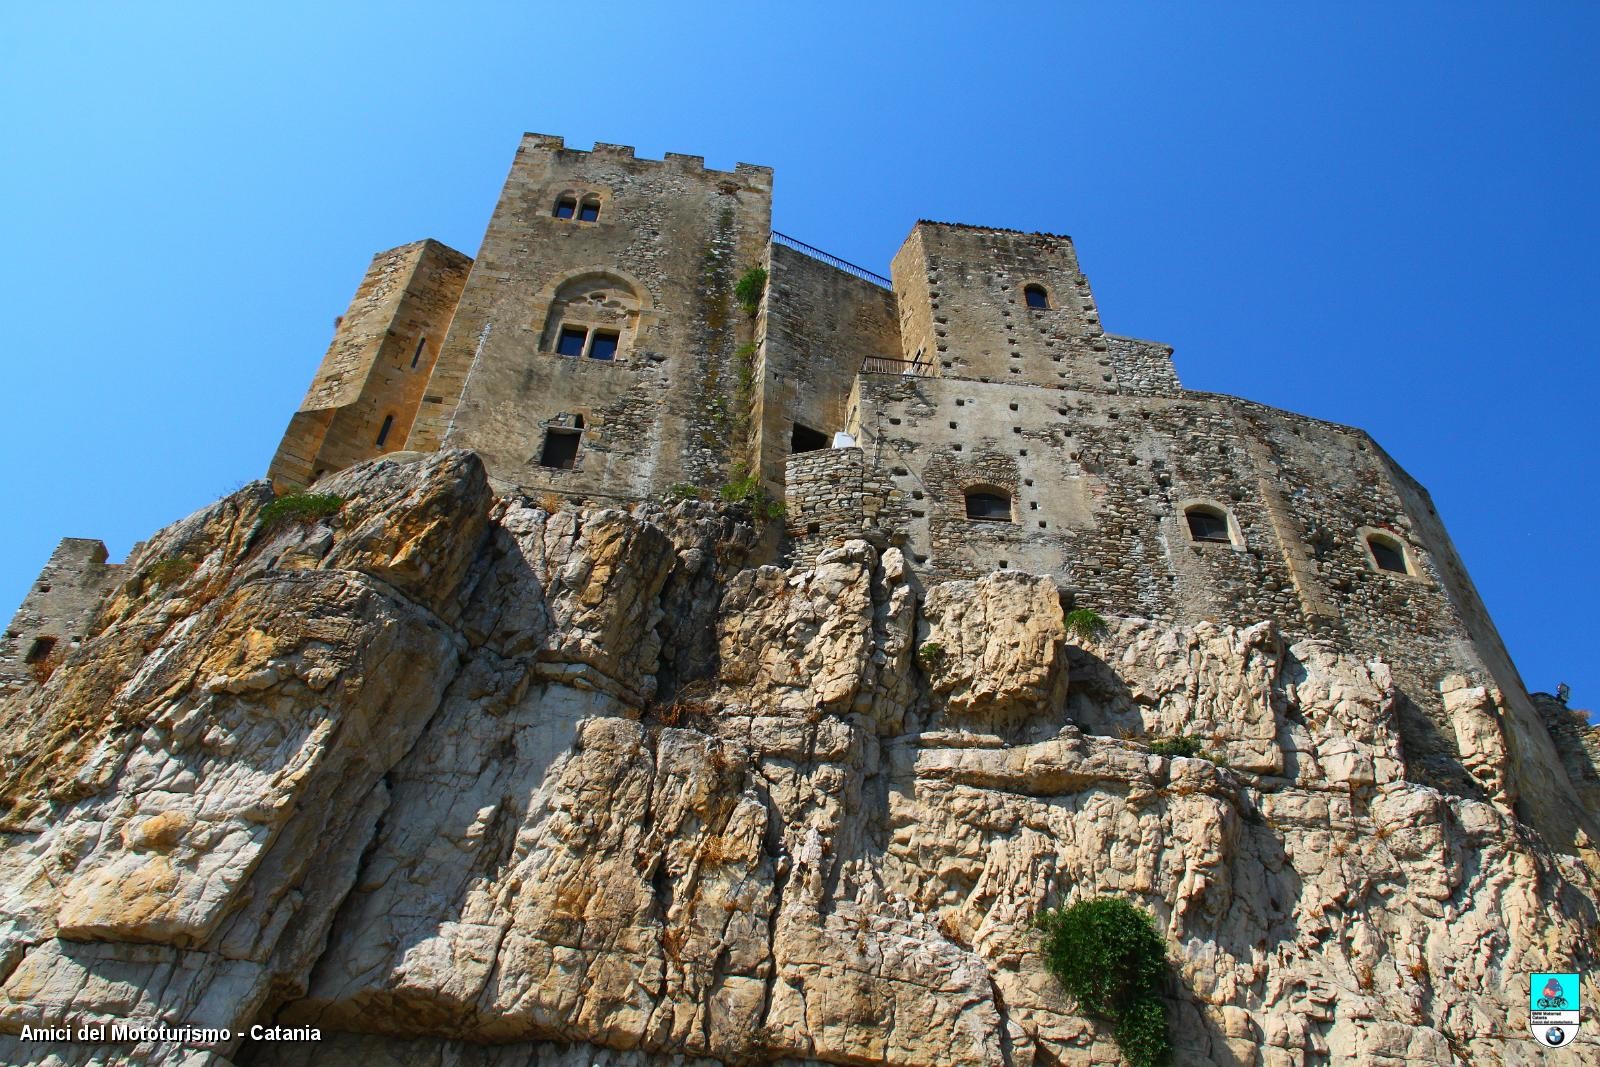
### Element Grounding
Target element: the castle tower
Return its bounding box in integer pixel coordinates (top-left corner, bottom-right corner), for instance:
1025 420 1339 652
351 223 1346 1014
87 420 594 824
888 222 1177 394
0 538 121 697
268 240 472 491
405 134 774 498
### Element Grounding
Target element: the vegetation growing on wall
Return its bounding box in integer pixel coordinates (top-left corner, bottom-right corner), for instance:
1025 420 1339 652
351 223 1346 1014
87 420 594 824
1036 896 1171 1067
734 341 758 395
734 267 767 316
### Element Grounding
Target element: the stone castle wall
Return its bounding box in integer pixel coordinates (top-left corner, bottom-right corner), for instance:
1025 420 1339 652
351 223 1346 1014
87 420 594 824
0 538 120 697
783 446 907 567
405 134 774 502
752 243 899 490
268 240 471 490
5 134 1559 831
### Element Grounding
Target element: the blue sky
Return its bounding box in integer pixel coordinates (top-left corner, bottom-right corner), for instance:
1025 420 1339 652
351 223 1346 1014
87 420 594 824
1 4 1594 710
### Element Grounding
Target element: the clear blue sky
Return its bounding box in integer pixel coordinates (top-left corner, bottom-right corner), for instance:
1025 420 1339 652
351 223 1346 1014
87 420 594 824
2 4 1594 710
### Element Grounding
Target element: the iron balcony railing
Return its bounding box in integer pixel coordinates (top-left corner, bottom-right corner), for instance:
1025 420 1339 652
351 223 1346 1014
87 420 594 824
861 354 933 377
771 230 893 289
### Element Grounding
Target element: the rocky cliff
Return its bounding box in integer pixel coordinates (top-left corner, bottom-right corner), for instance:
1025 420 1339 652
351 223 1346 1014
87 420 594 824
0 450 1595 1066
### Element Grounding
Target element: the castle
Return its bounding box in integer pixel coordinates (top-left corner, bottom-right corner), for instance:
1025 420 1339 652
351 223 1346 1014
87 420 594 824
0 133 1555 805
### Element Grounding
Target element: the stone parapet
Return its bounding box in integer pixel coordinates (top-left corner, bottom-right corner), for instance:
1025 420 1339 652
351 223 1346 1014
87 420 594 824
784 447 907 567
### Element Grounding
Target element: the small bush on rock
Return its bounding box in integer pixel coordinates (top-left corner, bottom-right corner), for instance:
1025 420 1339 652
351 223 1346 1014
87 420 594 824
667 483 711 502
719 468 784 523
1037 896 1171 1067
917 641 944 667
261 492 344 529
144 556 196 589
1064 607 1108 642
1147 735 1206 760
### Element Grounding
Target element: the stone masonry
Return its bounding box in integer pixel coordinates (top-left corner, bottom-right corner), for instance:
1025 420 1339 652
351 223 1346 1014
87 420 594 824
0 538 122 697
12 130 1581 847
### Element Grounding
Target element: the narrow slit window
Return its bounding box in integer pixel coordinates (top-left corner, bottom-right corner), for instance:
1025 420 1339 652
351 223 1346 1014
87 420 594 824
557 326 588 357
965 491 1012 522
578 197 601 222
375 414 395 447
411 337 427 369
588 330 619 361
553 196 577 219
1024 285 1050 309
539 430 581 470
1185 507 1230 543
1368 536 1409 574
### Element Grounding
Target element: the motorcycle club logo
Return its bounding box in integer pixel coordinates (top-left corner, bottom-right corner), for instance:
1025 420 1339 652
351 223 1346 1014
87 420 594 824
1530 972 1581 1048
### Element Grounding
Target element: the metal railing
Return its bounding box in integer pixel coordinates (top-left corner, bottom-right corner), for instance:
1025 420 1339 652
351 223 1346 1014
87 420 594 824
771 230 893 289
861 354 933 377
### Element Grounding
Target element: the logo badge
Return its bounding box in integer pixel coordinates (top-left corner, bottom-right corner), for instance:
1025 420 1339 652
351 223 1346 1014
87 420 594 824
1530 972 1580 1047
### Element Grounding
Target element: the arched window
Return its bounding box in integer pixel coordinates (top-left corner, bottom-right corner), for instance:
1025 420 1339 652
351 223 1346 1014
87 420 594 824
965 489 1012 522
1184 504 1231 544
578 195 601 222
553 194 578 219
542 273 641 362
1366 532 1410 574
1024 284 1050 309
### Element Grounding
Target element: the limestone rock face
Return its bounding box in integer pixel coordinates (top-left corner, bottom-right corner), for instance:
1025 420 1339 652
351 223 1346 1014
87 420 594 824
919 572 1068 730
0 450 1597 1067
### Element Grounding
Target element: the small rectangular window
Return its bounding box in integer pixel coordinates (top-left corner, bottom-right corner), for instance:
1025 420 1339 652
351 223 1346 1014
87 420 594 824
375 414 395 447
539 430 580 470
578 201 600 222
588 331 619 360
1370 539 1408 574
557 326 587 357
1185 510 1230 543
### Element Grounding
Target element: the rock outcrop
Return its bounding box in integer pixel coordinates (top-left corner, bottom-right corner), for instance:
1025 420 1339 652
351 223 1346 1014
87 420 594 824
0 450 1596 1066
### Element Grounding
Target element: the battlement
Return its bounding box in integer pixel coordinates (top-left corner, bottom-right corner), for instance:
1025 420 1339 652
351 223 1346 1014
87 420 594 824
914 219 1075 241
516 132 773 187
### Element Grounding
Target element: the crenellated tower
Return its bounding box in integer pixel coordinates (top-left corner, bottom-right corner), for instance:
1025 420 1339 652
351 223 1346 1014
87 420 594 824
406 134 773 499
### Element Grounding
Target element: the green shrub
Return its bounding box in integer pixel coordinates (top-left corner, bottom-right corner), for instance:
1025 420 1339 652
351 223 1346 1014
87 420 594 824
261 492 344 529
144 556 195 588
1065 607 1108 642
719 467 784 523
1037 896 1171 1067
734 267 768 315
667 483 710 502
917 641 944 667
1112 994 1172 1067
734 341 759 393
1147 735 1206 760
